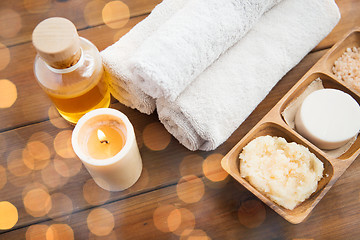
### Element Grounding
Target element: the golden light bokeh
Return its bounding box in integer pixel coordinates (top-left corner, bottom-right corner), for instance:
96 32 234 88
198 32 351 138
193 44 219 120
7 149 31 177
46 224 74 240
23 0 51 13
89 231 117 240
180 154 204 177
41 162 68 189
143 122 171 151
102 1 130 29
53 156 82 178
172 208 196 237
0 43 10 71
180 229 211 240
0 165 7 190
0 79 17 108
202 153 228 182
0 201 18 230
83 179 111 205
238 199 266 229
153 204 181 233
26 224 48 240
54 130 76 159
84 0 106 26
0 9 22 38
47 193 73 220
176 175 205 204
23 141 51 170
87 208 115 236
23 185 52 217
48 106 70 129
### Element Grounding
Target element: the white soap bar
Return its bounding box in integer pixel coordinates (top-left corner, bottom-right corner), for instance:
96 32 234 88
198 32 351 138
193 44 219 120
295 89 360 149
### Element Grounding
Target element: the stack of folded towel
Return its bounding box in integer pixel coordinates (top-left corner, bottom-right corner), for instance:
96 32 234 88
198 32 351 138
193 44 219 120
101 0 340 151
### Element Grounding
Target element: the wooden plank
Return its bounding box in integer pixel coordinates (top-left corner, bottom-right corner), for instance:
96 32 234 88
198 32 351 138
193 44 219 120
1 157 360 239
0 49 326 231
0 0 160 47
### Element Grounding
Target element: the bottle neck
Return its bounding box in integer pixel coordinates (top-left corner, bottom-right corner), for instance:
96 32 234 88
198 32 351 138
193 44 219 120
45 47 84 74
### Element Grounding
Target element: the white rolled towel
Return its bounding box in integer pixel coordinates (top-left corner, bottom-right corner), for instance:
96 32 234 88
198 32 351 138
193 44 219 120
101 0 190 114
130 0 283 101
157 0 340 151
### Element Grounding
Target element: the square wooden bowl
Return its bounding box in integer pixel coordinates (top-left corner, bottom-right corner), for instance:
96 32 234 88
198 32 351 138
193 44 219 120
222 28 360 224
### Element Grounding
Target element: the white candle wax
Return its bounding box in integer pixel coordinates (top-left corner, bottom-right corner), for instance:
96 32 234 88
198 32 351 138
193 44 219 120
71 108 143 191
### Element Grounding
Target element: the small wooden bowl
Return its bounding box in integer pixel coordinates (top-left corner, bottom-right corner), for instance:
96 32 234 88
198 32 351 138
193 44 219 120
222 28 360 224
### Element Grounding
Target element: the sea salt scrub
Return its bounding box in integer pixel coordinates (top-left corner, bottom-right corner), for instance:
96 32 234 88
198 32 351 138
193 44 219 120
332 47 360 93
239 135 324 210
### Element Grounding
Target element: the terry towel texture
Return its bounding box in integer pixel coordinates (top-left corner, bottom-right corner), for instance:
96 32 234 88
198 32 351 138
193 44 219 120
130 0 282 101
157 0 340 151
101 0 189 114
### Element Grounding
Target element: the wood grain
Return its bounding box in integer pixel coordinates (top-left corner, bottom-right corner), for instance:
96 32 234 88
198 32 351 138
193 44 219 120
0 0 160 47
0 0 360 239
1 160 360 240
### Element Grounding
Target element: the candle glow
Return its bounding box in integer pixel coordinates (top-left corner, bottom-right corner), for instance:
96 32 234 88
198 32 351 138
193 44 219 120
97 129 109 144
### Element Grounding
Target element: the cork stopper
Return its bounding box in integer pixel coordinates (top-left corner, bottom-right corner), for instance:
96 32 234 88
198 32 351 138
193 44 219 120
32 17 81 69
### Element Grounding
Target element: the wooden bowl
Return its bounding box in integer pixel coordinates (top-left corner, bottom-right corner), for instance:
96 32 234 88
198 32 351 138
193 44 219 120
221 28 360 224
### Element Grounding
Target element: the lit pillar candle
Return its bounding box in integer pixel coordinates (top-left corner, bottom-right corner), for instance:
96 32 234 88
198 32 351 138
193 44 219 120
71 108 143 191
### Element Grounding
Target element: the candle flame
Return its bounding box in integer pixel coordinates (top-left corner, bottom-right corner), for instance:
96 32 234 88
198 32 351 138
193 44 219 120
97 129 108 144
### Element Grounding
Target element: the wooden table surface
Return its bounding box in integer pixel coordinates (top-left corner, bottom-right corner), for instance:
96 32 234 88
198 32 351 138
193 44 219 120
0 0 360 239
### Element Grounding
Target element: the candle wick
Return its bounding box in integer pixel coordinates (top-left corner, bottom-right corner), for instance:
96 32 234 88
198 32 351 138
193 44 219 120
100 140 109 144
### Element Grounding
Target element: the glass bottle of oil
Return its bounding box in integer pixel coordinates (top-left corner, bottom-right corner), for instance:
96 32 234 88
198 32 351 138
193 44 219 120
32 17 110 124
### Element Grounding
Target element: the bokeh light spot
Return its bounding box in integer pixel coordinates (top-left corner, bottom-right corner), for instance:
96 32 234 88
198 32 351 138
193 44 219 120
84 0 106 26
26 224 48 240
0 165 7 190
143 122 171 151
102 1 130 29
7 149 32 176
202 153 228 182
87 208 115 236
180 229 211 240
0 43 10 70
180 154 203 177
153 204 180 233
83 179 111 205
23 185 52 217
24 0 51 13
0 9 22 38
176 175 205 203
172 208 196 236
238 199 266 229
48 106 70 129
0 79 17 108
41 162 68 189
47 193 73 220
23 141 51 170
46 224 74 240
53 156 82 178
0 201 18 230
54 130 76 158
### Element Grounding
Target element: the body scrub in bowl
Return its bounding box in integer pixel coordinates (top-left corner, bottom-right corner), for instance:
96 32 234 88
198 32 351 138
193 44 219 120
332 47 360 93
239 135 324 210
